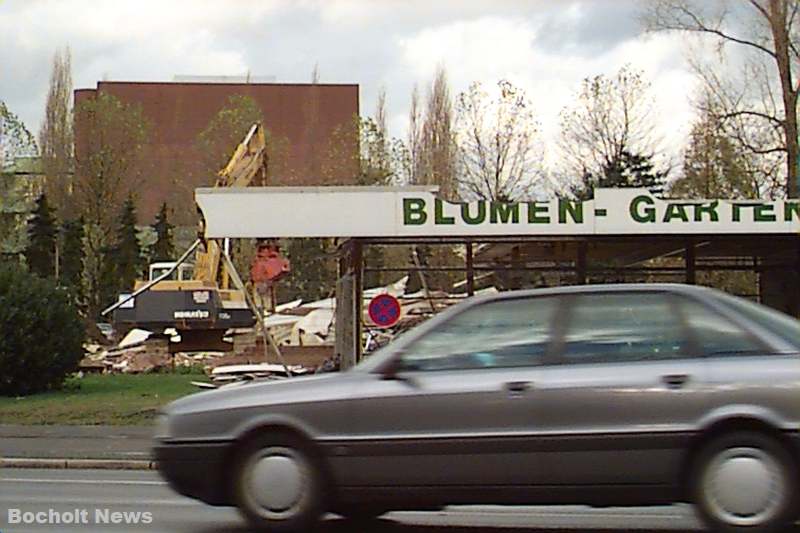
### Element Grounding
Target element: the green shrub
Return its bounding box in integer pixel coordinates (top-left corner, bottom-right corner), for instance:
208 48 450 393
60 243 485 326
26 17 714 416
0 262 84 396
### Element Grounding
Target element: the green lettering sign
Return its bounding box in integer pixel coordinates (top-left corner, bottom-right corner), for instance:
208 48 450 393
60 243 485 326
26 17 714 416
754 204 776 222
785 202 800 222
693 201 719 222
732 203 744 222
526 202 549 224
461 201 486 225
630 195 655 223
663 203 689 223
403 198 427 225
490 202 520 224
558 199 584 224
434 198 455 225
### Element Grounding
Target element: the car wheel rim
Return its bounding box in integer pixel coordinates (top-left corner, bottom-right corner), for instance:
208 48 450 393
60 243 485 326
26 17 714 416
702 446 785 527
243 446 310 520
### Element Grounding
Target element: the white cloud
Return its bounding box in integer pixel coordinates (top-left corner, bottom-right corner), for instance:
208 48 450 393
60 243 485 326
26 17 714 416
0 0 710 178
397 16 699 168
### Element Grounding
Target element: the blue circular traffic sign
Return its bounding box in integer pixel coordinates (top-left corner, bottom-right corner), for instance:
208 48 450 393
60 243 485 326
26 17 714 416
368 294 402 328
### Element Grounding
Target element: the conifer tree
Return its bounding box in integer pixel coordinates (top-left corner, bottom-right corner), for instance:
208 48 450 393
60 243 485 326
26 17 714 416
59 216 85 305
98 196 143 315
571 151 668 200
25 193 57 278
114 196 144 292
151 202 175 262
282 238 336 302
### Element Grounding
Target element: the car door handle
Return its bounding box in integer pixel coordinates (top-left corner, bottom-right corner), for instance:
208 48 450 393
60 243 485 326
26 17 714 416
504 381 531 394
661 374 690 389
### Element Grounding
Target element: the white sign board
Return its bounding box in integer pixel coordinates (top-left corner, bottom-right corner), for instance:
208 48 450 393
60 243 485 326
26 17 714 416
195 186 800 238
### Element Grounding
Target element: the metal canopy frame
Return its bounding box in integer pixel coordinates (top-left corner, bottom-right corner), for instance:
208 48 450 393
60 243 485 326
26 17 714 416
334 232 800 369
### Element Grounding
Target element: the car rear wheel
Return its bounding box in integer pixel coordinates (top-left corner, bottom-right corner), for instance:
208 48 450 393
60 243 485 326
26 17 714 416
691 431 797 533
232 433 325 533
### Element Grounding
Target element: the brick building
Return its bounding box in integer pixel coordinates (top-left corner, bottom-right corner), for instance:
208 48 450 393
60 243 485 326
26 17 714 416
74 81 359 224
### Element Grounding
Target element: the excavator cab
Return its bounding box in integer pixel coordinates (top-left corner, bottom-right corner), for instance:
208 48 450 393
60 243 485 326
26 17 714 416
149 262 195 282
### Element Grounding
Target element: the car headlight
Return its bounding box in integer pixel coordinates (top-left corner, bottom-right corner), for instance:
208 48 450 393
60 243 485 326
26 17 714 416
154 413 172 439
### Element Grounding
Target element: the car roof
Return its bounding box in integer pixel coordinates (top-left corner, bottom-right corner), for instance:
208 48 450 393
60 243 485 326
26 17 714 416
476 283 715 303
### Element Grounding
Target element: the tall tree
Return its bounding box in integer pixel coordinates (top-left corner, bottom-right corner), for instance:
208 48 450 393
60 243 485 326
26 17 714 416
408 84 422 184
114 196 144 291
571 153 669 201
646 0 799 197
25 193 57 279
324 115 408 186
670 100 759 199
0 101 38 257
59 216 85 305
357 92 409 185
304 63 322 181
320 96 410 290
612 152 666 192
98 196 143 314
73 92 149 316
197 95 265 182
455 79 542 201
150 202 175 262
39 47 73 218
282 238 336 303
407 67 457 198
559 65 665 198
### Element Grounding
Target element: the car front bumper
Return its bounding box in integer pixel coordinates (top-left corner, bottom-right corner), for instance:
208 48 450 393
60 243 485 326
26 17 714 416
153 440 232 506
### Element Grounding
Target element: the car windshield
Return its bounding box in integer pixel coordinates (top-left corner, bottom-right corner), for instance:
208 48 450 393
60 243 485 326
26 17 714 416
710 291 800 349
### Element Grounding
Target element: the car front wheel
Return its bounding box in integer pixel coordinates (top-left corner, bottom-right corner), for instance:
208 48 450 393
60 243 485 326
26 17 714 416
691 431 797 533
232 433 325 533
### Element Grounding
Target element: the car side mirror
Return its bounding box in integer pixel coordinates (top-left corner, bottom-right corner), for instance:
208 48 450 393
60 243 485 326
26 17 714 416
380 356 402 380
379 355 417 386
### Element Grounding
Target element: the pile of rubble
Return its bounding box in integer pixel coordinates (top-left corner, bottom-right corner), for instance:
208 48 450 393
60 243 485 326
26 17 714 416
81 330 227 374
79 276 497 385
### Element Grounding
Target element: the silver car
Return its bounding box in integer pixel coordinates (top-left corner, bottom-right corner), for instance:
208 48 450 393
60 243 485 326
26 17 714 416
154 284 800 532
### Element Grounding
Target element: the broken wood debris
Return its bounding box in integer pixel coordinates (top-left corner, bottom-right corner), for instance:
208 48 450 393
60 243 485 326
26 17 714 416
78 276 492 386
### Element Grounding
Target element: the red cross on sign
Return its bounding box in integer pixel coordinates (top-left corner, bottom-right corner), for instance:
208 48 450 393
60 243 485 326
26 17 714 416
368 294 402 328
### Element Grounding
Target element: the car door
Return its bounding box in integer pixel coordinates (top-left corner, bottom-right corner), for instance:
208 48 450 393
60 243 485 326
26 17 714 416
679 293 800 430
344 294 560 488
531 290 710 486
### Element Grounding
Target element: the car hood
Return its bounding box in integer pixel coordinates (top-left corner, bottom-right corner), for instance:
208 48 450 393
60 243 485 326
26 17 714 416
165 370 367 417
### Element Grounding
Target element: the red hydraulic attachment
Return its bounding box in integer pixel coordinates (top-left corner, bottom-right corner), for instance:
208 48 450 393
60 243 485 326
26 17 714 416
250 240 290 285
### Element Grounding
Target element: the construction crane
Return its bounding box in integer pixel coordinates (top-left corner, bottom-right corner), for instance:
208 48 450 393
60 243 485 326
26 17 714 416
107 123 289 353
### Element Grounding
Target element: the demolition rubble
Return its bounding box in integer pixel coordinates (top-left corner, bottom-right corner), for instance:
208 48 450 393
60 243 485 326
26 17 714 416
80 277 497 387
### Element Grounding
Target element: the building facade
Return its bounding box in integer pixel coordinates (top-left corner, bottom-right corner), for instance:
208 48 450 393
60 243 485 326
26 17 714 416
74 81 359 224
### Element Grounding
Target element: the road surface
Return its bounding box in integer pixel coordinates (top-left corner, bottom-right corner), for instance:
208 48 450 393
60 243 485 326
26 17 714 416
0 468 716 532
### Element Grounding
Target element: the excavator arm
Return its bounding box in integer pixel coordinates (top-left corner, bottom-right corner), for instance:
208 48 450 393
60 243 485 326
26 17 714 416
195 123 269 286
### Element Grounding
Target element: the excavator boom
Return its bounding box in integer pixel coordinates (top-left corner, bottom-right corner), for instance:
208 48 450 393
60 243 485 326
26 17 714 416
195 123 269 286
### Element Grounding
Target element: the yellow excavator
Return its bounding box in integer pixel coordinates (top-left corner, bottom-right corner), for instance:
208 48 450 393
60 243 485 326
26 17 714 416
107 123 288 352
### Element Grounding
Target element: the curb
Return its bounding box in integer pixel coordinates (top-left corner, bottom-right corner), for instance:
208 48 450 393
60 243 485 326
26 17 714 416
0 458 158 470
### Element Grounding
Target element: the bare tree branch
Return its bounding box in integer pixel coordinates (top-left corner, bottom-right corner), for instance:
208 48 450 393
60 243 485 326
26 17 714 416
454 80 542 201
645 0 799 196
683 3 775 57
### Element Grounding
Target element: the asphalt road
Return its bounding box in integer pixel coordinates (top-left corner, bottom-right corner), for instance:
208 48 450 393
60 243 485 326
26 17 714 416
0 468 712 533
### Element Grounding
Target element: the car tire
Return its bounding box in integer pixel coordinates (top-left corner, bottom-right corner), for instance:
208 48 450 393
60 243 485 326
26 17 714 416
232 433 325 533
691 431 798 533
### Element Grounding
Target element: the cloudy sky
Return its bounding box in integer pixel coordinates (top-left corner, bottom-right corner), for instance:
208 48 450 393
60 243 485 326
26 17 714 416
1 0 704 167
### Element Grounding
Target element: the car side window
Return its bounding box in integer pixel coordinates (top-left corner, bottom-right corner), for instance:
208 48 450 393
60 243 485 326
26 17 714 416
677 297 766 357
398 296 559 372
559 292 687 364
